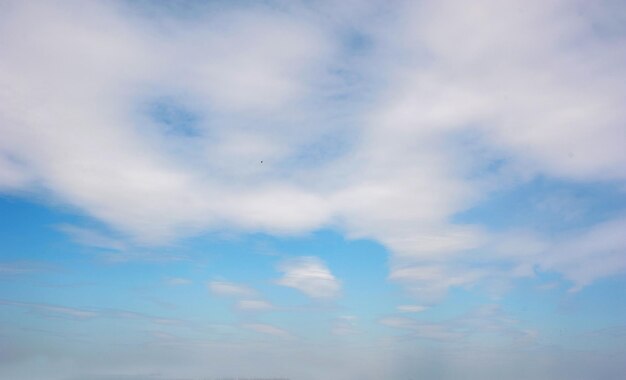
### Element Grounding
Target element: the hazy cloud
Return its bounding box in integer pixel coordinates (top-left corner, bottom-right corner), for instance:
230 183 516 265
331 315 358 336
242 323 292 338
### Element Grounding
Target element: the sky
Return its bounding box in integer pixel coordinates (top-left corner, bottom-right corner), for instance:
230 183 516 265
1 0 626 379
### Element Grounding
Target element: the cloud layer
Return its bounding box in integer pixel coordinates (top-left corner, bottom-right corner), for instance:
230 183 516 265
1 0 625 300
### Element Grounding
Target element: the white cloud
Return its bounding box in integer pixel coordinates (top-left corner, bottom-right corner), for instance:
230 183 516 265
0 154 31 191
176 11 330 112
275 256 341 299
387 0 626 181
0 0 625 300
208 281 256 298
0 0 334 244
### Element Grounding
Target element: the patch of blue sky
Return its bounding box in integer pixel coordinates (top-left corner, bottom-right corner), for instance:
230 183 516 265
342 29 373 55
200 236 387 333
2 175 624 351
145 97 202 137
0 195 67 261
185 230 394 328
0 196 480 338
499 274 626 345
319 30 379 103
453 176 626 234
0 205 386 334
584 0 626 40
429 287 501 319
285 130 354 169
251 230 400 338
0 197 173 306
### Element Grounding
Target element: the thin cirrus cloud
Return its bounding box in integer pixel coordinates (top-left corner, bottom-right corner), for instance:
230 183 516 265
56 224 127 251
242 323 292 338
235 299 274 312
207 280 257 298
331 315 358 336
164 277 192 286
0 261 53 276
0 299 184 325
397 305 428 313
0 299 99 320
208 280 275 312
381 304 535 343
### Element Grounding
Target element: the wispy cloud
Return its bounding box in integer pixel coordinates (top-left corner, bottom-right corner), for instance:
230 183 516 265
396 305 428 313
164 277 191 286
242 323 292 338
57 224 126 251
541 216 626 290
0 261 53 276
208 280 275 313
380 317 466 342
0 299 185 326
381 304 536 343
235 299 273 312
208 280 257 298
331 315 358 336
0 299 99 319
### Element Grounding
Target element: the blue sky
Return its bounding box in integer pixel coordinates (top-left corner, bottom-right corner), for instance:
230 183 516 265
1 1 626 379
